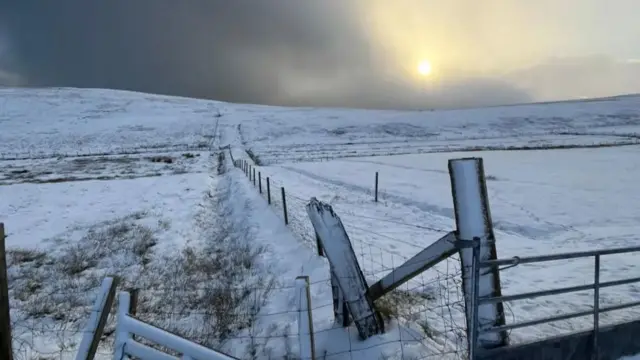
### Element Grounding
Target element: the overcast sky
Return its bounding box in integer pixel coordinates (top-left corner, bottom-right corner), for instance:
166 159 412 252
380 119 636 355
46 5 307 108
1 0 639 109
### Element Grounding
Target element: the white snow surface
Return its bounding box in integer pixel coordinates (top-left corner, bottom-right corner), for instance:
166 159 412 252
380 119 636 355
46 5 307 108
1 87 640 359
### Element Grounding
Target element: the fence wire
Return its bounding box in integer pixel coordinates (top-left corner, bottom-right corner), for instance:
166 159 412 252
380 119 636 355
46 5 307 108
9 274 468 360
233 159 469 359
5 157 467 360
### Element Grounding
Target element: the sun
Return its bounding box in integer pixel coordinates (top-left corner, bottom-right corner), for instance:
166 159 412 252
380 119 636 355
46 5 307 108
418 60 432 76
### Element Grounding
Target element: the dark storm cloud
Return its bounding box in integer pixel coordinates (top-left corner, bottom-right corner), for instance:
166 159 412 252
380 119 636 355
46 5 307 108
2 0 534 108
4 1 367 101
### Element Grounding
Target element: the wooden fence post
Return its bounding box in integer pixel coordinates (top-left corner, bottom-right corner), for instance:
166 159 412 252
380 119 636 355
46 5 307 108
128 288 139 341
267 178 271 205
296 276 316 360
374 172 379 202
281 187 289 225
449 157 508 350
75 276 120 360
259 172 262 193
253 168 256 186
306 199 383 339
0 224 13 360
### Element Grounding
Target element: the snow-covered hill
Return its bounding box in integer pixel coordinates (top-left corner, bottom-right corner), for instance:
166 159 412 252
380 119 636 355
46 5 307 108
1 87 639 359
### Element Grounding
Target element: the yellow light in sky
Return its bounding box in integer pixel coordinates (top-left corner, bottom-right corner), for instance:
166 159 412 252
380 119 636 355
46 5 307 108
418 60 432 76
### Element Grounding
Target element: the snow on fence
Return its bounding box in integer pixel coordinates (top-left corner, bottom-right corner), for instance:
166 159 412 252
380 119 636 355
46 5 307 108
233 154 640 360
75 277 119 360
472 245 640 360
233 156 498 356
113 291 239 360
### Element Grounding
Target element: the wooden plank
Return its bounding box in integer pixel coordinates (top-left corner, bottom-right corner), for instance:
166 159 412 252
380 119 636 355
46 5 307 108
75 276 119 360
369 232 457 301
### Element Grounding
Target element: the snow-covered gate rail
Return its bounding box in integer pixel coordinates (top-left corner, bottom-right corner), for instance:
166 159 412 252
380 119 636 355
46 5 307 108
470 245 640 360
113 291 239 360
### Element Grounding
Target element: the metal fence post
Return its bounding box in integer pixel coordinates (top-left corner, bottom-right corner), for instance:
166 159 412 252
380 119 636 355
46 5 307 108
296 276 316 360
281 187 289 225
374 172 379 202
469 238 481 360
593 254 601 359
267 177 271 204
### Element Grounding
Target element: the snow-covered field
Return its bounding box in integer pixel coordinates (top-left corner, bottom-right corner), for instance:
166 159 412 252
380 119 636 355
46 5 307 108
251 146 640 344
1 87 639 359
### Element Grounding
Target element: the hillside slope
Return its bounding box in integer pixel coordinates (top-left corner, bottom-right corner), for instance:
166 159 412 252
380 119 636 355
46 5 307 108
1 87 639 359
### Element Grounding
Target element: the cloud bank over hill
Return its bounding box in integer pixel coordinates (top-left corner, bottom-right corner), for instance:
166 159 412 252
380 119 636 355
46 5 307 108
2 0 639 109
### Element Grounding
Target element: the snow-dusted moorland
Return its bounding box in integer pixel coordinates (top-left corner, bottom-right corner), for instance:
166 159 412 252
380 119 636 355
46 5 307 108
1 87 639 359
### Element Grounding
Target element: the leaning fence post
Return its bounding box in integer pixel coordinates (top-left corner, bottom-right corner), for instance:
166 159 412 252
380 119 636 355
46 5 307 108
281 187 289 225
0 224 13 360
374 172 379 202
448 157 508 350
296 276 316 360
75 276 120 360
306 198 382 339
267 177 272 204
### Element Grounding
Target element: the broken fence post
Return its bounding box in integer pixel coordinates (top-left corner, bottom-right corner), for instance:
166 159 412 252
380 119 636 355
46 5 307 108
306 198 383 339
448 157 508 350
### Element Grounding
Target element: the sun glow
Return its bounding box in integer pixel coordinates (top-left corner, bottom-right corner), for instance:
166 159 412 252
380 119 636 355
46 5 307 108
418 60 432 76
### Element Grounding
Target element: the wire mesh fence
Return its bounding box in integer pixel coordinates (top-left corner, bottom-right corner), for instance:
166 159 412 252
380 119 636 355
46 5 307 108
4 155 469 360
7 272 471 360
233 159 469 359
